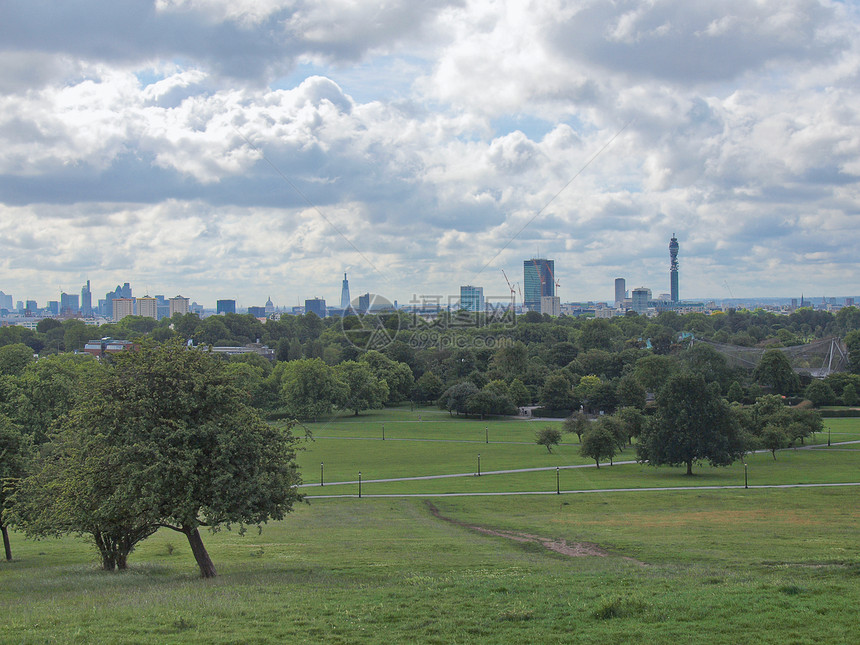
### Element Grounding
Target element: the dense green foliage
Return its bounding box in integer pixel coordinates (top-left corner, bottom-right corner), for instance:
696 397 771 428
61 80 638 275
9 342 303 577
637 374 745 475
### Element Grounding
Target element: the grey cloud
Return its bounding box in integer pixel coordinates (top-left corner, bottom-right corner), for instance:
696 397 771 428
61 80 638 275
0 0 457 85
549 0 842 85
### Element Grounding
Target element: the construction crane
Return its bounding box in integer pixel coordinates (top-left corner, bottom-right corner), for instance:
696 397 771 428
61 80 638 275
545 262 560 300
501 269 516 314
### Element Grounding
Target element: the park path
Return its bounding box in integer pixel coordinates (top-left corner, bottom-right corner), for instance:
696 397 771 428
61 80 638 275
305 481 860 499
300 439 860 488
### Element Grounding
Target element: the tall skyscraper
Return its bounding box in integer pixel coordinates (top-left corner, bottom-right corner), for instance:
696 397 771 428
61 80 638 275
459 285 484 312
217 299 236 314
669 234 679 303
523 259 554 312
614 278 626 308
137 296 158 319
81 280 92 317
60 292 79 314
340 273 351 309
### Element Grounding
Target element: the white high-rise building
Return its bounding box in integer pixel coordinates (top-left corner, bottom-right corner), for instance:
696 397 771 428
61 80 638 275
137 296 158 319
169 296 190 317
113 298 134 322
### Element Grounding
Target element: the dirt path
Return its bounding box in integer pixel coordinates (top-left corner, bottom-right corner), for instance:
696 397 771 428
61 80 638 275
425 500 626 559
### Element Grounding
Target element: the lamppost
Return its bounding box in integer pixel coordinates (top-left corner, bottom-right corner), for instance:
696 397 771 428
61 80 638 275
320 462 324 487
485 426 489 444
382 425 385 441
744 462 748 489
828 425 831 447
556 466 560 495
477 454 481 477
358 471 362 498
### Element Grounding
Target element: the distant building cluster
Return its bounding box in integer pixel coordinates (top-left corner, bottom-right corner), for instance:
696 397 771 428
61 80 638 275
2 235 858 331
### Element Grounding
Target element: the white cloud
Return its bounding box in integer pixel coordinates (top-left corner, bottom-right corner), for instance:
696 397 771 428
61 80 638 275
1 0 860 306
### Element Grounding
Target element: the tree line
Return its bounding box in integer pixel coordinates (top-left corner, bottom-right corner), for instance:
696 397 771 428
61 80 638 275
1 306 854 570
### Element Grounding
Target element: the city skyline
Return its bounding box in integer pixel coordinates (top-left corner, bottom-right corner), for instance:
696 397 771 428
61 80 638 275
2 3 860 305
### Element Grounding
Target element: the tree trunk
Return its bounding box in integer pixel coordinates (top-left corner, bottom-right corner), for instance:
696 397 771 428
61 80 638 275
93 531 116 570
686 459 693 476
595 459 600 468
184 526 217 578
2 524 12 561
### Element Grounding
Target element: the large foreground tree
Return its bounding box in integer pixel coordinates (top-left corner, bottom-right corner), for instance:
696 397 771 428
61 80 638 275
16 342 303 577
637 373 745 475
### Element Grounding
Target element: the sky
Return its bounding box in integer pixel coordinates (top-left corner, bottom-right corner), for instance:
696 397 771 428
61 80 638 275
1 0 859 309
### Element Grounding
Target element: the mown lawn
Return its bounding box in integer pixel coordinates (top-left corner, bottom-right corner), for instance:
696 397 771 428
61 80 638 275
2 409 858 644
2 489 857 644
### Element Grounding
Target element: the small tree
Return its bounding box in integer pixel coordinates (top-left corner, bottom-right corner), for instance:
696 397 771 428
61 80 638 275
616 373 646 410
562 410 589 443
540 373 575 411
726 381 745 404
276 358 348 421
535 427 562 453
12 422 158 570
842 383 859 407
412 371 444 404
438 382 479 416
600 416 628 451
761 424 789 459
804 380 835 407
508 378 531 407
615 407 645 445
580 425 617 467
336 361 389 415
753 350 800 395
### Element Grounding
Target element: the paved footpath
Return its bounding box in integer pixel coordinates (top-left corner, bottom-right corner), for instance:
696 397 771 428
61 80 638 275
306 482 860 499
301 439 860 488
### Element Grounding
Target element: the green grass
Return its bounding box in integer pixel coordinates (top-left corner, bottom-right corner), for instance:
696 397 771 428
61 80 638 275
2 408 859 644
3 490 858 644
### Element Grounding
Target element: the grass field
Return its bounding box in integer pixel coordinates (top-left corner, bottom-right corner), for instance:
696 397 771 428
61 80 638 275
2 408 858 644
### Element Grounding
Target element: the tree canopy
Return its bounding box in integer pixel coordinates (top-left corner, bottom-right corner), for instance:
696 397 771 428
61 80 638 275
13 342 303 577
637 373 745 475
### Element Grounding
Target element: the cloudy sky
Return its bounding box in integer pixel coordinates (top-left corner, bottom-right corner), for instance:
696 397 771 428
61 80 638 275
1 0 859 308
